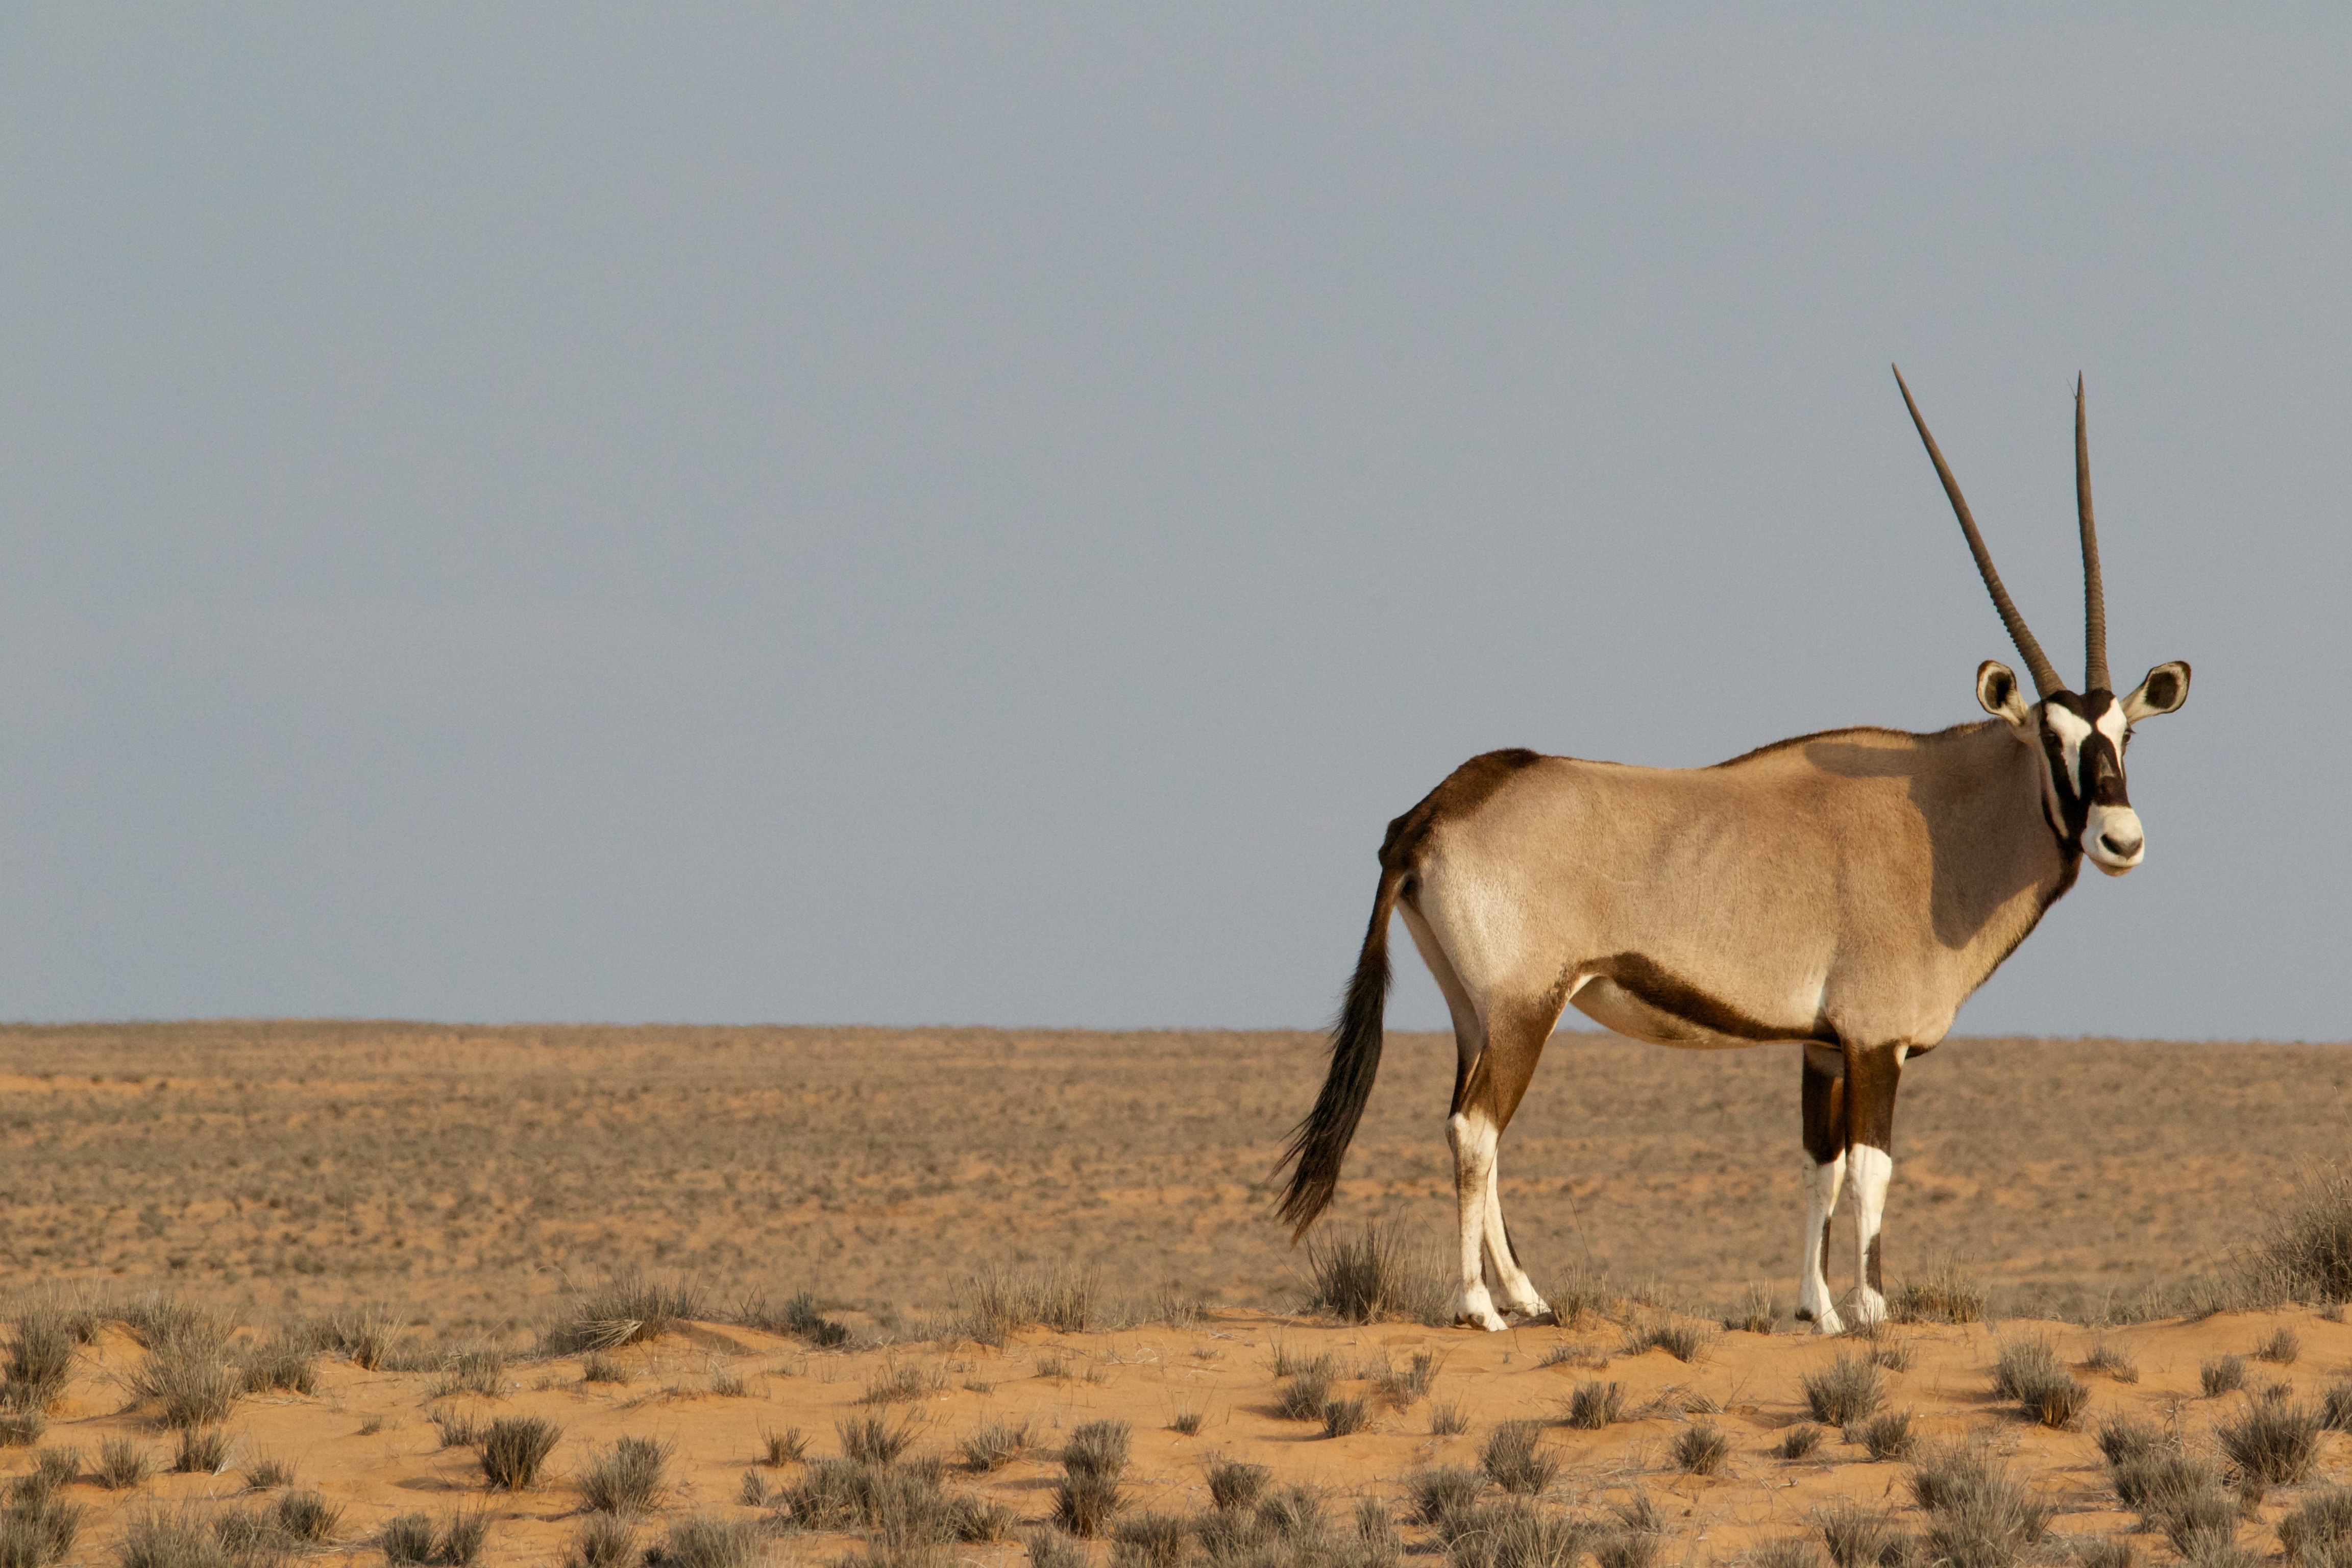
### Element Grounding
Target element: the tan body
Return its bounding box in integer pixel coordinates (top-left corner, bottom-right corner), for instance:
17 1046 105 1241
1273 369 2190 1334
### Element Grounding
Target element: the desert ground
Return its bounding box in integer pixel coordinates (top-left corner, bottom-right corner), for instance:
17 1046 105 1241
7 1021 2352 1568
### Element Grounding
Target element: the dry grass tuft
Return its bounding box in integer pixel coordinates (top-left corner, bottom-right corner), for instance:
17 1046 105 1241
1208 1459 1271 1512
96 1438 155 1490
2277 1488 2352 1568
566 1514 636 1568
1479 1419 1558 1496
479 1416 561 1491
1991 1336 2089 1427
2256 1327 2302 1364
1303 1223 1449 1325
837 1415 917 1467
1673 1422 1732 1476
1322 1396 1370 1438
2 1308 75 1416
1780 1423 1826 1461
1564 1380 1625 1430
1724 1284 1779 1334
546 1272 702 1355
1370 1349 1442 1408
1802 1356 1883 1426
579 1435 671 1514
1628 1317 1712 1363
2217 1396 2323 1486
2246 1163 2352 1305
1890 1260 1988 1325
1906 1442 2052 1568
960 1419 1029 1472
2202 1355 2248 1396
1851 1410 1917 1462
644 1515 765 1568
1813 1501 1910 1568
130 1310 239 1429
951 1265 1097 1343
171 1426 232 1475
2081 1343 2140 1383
1429 1400 1470 1436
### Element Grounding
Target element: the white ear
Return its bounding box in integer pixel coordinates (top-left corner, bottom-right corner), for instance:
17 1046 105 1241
1976 660 2034 730
2122 659 2191 722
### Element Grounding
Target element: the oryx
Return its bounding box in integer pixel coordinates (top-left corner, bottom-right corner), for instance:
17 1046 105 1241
1275 368 2191 1333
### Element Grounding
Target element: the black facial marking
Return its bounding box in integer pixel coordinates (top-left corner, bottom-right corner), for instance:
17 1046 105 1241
2037 691 2130 848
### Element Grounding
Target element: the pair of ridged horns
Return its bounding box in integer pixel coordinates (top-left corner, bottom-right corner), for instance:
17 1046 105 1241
1892 365 2110 700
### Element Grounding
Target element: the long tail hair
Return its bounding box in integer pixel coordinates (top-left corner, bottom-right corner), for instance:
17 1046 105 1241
1272 863 1403 1240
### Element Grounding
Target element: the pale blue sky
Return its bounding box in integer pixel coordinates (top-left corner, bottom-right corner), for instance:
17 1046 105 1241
2 7 2344 1038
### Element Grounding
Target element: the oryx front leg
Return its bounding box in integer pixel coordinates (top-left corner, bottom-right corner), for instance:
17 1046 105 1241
1797 1044 1849 1334
1447 1108 1508 1332
1844 1044 1908 1330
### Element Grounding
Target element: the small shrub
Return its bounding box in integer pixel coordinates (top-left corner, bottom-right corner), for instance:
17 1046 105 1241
29 1446 80 1492
119 1510 231 1568
3 1309 75 1414
581 1352 630 1385
172 1426 231 1474
2278 1488 2352 1567
1209 1460 1272 1511
1564 1380 1624 1429
580 1435 670 1514
322 1304 398 1370
1323 1398 1370 1437
1780 1423 1826 1460
1277 1361 1336 1421
2202 1356 2248 1396
1372 1349 1441 1407
1907 1443 2052 1568
2245 1162 2352 1303
2258 1327 2303 1365
0 1414 40 1449
235 1337 317 1396
759 1426 806 1466
857 1360 945 1405
1631 1318 1711 1363
97 1438 154 1490
1409 1467 1487 1536
960 1419 1028 1472
1871 1339 1915 1373
1854 1410 1917 1461
131 1318 239 1429
1890 1261 1988 1325
431 1408 482 1449
1599 1498 1665 1568
1480 1419 1558 1496
275 1488 342 1542
382 1513 436 1565
951 1265 1097 1343
1063 1419 1131 1478
707 1365 747 1399
2218 1396 2322 1486
1991 1336 2088 1427
644 1514 762 1568
1757 1539 1827 1568
1448 1499 1595 1568
1051 1470 1121 1537
439 1509 491 1567
567 1515 637 1568
432 1346 507 1400
1168 1406 1203 1436
837 1414 915 1466
244 1454 292 1489
480 1416 561 1491
1673 1423 1731 1475
1304 1223 1429 1323
1815 1502 1907 1568
2096 1416 2166 1468
1803 1356 1884 1425
1026 1529 1087 1568
2074 1542 2133 1568
546 1272 704 1355
2081 1344 2140 1383
1430 1400 1469 1435
2322 1382 2352 1431
1725 1284 1779 1334
1110 1512 1188 1568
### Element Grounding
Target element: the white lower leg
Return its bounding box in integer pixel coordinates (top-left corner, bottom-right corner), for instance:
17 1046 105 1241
1847 1143 1893 1327
1796 1152 1847 1334
1481 1154 1550 1318
1448 1110 1507 1331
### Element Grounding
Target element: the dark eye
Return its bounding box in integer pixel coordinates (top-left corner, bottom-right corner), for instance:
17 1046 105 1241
2122 729 2134 753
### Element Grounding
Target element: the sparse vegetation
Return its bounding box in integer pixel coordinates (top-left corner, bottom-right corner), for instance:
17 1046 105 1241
172 1427 231 1474
1814 1501 1908 1568
1853 1410 1916 1461
1430 1400 1469 1436
1780 1423 1826 1460
2278 1488 2352 1568
2257 1327 2302 1364
2217 1396 2323 1486
2 1308 75 1416
1673 1422 1731 1475
1304 1223 1446 1324
758 1426 807 1466
1479 1419 1558 1495
1907 1442 2052 1568
546 1273 703 1355
234 1336 316 1396
580 1435 671 1514
1322 1396 1369 1437
1208 1460 1272 1512
275 1488 342 1542
961 1419 1029 1471
1565 1380 1625 1429
1629 1317 1711 1362
1168 1405 1204 1436
2203 1355 2248 1396
952 1265 1097 1342
838 1414 916 1467
1277 1358 1336 1420
1371 1349 1441 1408
1725 1284 1779 1334
2082 1343 2140 1383
857 1359 945 1405
479 1416 561 1490
1991 1336 2089 1427
2245 1162 2352 1304
1803 1356 1884 1425
130 1309 239 1429
96 1438 154 1490
1890 1260 1988 1324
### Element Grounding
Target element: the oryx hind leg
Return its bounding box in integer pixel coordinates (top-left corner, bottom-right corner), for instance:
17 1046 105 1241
1448 999 1560 1332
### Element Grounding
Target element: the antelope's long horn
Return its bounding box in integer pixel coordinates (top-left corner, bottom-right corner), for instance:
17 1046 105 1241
2076 375 2110 694
1892 365 2064 700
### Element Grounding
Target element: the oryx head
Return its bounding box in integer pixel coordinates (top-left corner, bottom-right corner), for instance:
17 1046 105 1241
1895 368 2192 876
